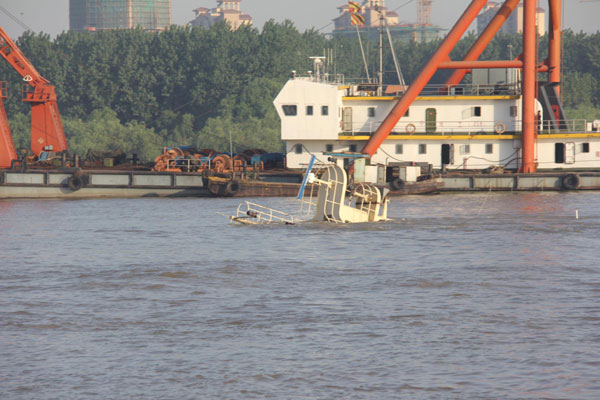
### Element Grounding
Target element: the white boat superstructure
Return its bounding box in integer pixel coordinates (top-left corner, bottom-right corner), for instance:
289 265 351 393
226 159 390 225
274 66 600 176
309 164 388 223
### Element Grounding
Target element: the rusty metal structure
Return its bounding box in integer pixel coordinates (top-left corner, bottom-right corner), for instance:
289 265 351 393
362 0 565 173
0 26 68 168
151 147 283 175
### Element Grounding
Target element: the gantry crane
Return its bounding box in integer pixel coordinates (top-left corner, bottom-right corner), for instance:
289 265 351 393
0 25 67 169
362 0 566 174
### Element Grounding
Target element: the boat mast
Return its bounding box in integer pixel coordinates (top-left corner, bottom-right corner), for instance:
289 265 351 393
383 17 406 87
378 7 384 95
355 25 371 83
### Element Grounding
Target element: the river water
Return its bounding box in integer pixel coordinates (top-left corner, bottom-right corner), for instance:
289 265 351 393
1 193 599 399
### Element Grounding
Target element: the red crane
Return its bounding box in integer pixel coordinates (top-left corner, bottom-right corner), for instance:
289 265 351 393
362 0 564 173
0 80 17 168
0 25 68 168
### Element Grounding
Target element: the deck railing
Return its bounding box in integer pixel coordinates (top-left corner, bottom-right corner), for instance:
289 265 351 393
341 119 600 136
343 83 521 97
294 75 523 97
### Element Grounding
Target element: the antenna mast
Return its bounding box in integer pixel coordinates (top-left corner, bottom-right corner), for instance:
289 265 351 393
378 7 384 95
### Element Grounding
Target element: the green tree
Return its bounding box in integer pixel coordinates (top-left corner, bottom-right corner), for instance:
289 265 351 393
562 72 598 109
2 25 600 157
7 112 30 150
64 108 162 161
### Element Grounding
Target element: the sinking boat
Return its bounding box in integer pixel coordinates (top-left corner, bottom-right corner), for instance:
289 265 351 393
226 155 389 224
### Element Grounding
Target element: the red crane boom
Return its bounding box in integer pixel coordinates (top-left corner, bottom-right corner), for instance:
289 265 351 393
362 0 564 173
0 81 16 168
0 25 67 168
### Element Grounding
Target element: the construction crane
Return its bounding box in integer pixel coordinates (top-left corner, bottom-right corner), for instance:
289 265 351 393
418 0 433 26
362 0 566 174
0 25 67 168
0 80 16 168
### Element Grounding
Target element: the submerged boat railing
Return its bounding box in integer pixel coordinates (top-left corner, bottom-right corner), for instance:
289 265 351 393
232 201 296 225
341 119 600 136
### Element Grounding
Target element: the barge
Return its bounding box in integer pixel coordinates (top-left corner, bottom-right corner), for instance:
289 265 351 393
0 169 209 199
3 167 600 200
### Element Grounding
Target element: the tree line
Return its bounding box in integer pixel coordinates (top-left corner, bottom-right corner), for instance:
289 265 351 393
1 22 598 161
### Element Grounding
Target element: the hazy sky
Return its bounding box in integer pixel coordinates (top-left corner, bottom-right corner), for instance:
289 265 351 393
1 0 598 39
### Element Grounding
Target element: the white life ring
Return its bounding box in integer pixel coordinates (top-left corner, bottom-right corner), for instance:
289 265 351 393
405 123 416 134
494 123 506 134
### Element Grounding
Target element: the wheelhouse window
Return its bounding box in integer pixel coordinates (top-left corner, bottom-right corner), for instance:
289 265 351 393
463 106 481 119
368 107 376 117
295 144 303 154
325 144 333 152
404 108 410 117
282 105 297 116
485 144 494 154
306 105 313 116
510 106 518 117
395 144 403 154
418 144 427 154
582 143 590 153
349 144 357 152
321 105 329 116
555 143 565 163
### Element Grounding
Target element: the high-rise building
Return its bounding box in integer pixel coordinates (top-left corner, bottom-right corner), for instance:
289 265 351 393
70 0 172 32
477 2 546 36
189 1 253 31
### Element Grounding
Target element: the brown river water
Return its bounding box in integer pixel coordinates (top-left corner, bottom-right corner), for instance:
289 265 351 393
1 193 599 399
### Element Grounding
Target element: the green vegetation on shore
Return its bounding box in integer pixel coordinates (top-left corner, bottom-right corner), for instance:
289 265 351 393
1 23 599 160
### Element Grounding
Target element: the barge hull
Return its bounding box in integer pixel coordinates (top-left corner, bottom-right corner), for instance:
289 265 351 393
0 170 210 199
3 170 600 199
439 172 600 192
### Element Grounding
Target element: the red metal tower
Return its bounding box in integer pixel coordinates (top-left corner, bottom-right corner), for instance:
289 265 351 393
0 81 16 168
0 26 68 168
362 0 563 173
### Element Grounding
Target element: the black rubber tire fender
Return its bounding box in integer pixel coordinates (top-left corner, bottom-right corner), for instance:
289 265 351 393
389 178 405 191
224 180 241 197
67 175 83 191
562 174 580 190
